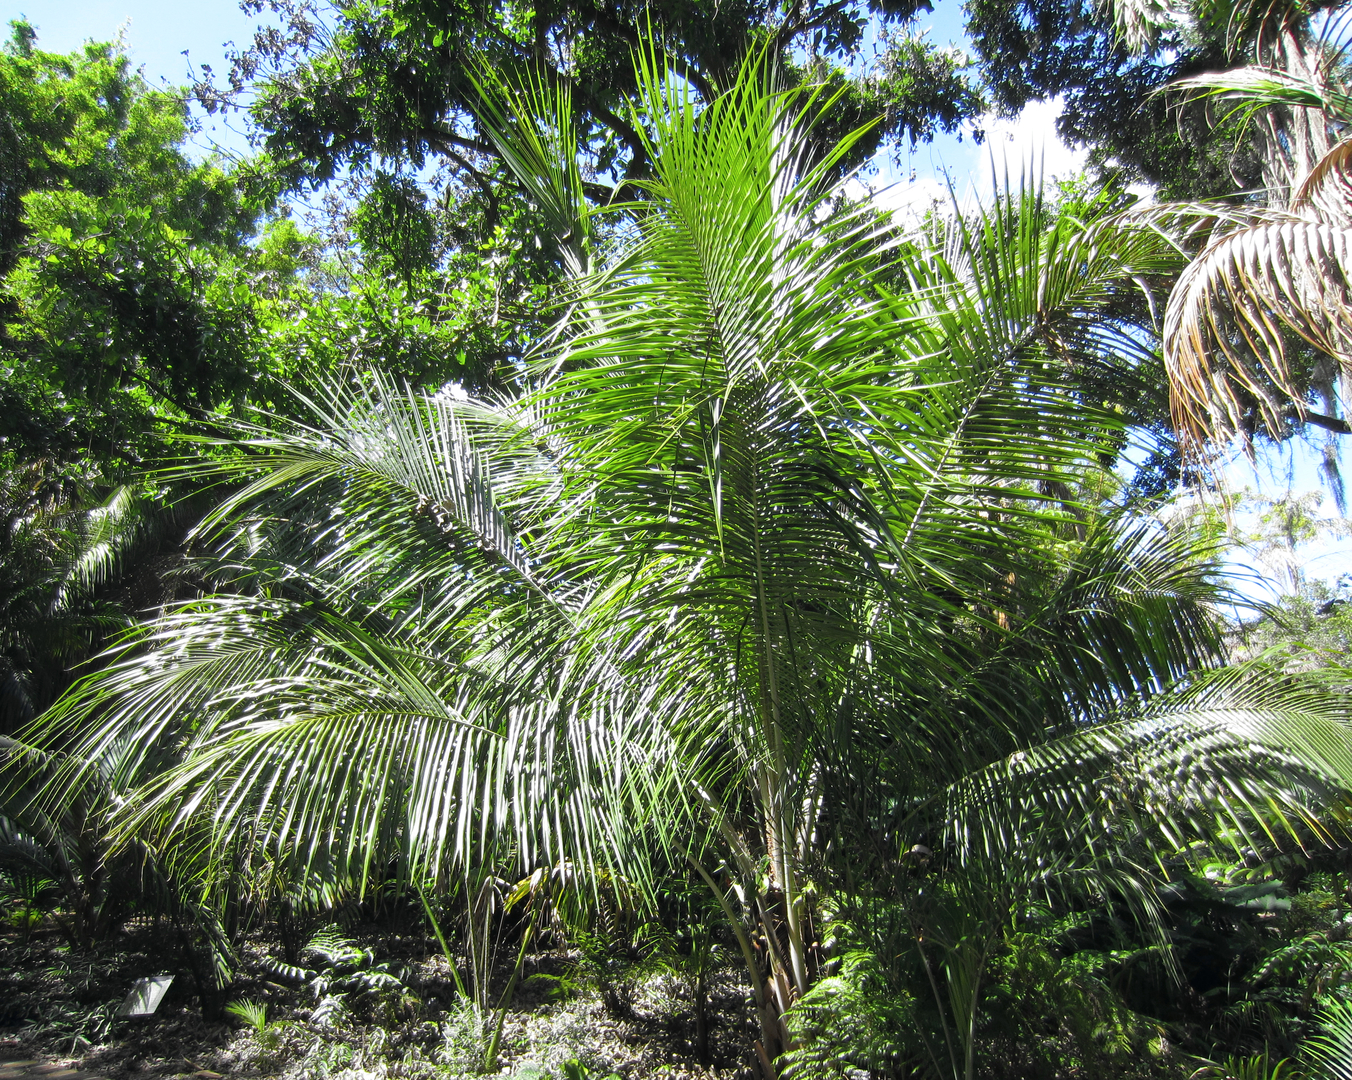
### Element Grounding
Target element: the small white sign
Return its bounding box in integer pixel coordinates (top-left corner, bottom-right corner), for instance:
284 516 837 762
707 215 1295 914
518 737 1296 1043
117 975 174 1017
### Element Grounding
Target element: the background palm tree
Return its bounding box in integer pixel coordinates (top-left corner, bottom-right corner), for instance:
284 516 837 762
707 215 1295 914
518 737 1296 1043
1117 0 1352 461
18 44 1352 1078
0 467 196 732
1161 63 1352 457
0 468 207 953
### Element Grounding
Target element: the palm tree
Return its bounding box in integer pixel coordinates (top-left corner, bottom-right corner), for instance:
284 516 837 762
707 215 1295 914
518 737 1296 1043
20 46 1352 1078
1161 53 1352 458
0 466 192 731
1110 0 1352 459
0 468 201 948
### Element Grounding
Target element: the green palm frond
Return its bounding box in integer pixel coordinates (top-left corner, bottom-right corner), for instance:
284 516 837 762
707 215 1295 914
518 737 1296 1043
934 670 1352 895
466 59 593 275
1307 996 1352 1080
51 486 138 613
17 43 1352 1024
1169 66 1352 126
1192 1052 1300 1080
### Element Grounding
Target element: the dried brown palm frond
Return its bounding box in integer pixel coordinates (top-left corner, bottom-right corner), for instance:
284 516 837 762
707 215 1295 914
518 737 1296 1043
1145 7 1352 461
1293 138 1352 219
1162 207 1352 448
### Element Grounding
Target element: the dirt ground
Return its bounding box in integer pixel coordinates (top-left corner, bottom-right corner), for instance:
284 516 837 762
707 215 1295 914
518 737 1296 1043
0 917 760 1080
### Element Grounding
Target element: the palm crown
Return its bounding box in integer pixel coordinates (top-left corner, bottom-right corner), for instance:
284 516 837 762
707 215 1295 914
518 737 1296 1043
17 44 1352 1078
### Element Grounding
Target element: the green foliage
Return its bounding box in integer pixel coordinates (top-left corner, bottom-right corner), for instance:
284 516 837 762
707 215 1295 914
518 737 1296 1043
488 1059 620 1080
559 1060 622 1080
26 1001 120 1054
792 30 985 166
0 738 128 949
983 921 1165 1073
12 28 1352 1080
780 948 917 1079
1306 997 1352 1080
1236 581 1352 679
254 215 319 284
232 0 986 194
0 853 58 937
354 171 436 283
267 927 410 1019
0 468 193 730
1192 1053 1300 1080
257 255 529 394
301 1036 356 1078
225 997 270 1035
963 0 1265 200
0 20 528 455
0 22 267 470
555 877 675 1020
436 1000 489 1075
195 0 1001 403
223 996 290 1059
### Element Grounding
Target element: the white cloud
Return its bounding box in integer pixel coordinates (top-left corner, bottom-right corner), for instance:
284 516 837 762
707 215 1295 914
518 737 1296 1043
865 95 1091 221
976 96 1089 184
850 173 951 228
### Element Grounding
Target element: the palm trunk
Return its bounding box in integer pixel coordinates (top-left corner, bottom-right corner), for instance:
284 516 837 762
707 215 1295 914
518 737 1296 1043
1259 25 1335 208
690 856 790 1073
751 516 810 999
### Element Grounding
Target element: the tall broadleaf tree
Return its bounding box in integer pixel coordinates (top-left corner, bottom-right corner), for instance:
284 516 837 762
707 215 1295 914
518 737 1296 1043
0 22 269 472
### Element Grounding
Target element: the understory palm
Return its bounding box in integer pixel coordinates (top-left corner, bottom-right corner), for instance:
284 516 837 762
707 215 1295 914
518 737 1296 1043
19 47 1352 1079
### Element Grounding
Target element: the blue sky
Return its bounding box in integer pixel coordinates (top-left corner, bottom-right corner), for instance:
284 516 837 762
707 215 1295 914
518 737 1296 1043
5 0 265 155
7 0 254 80
10 0 1350 595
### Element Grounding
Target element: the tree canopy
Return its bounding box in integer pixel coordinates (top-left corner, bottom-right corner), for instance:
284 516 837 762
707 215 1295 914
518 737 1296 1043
0 23 271 472
225 0 987 193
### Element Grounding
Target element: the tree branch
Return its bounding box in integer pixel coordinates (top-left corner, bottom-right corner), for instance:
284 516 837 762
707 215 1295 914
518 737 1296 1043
770 0 853 57
1302 409 1352 434
590 3 719 102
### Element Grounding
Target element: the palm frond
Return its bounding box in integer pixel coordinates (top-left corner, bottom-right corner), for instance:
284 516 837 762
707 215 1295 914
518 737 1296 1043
935 670 1352 891
1163 216 1352 448
51 486 166 614
1306 996 1352 1080
1109 0 1178 55
466 60 593 276
1292 136 1352 223
1168 66 1352 125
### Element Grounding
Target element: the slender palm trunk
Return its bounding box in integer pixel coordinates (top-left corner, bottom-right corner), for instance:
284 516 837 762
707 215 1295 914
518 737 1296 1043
751 515 810 998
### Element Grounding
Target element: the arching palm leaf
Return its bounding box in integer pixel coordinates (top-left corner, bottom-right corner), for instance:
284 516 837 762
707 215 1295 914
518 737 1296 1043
16 43 1352 1080
1145 14 1352 455
1163 211 1352 445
